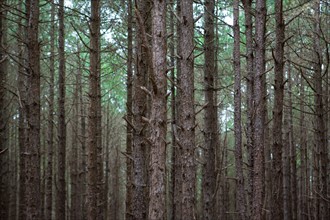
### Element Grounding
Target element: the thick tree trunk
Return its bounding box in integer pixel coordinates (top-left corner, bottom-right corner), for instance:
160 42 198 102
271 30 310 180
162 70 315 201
233 1 245 219
178 0 196 218
56 0 66 219
24 0 41 218
87 0 101 219
131 0 151 219
148 0 167 219
272 0 284 218
252 0 266 219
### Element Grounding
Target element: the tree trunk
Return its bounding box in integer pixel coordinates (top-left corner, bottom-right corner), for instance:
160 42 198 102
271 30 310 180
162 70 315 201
44 1 55 219
272 0 284 218
87 0 101 219
252 0 266 219
178 0 196 218
0 0 9 218
312 1 327 219
56 0 66 219
148 0 167 219
233 1 245 219
174 1 182 219
125 0 133 218
24 0 41 218
131 0 151 218
242 1 254 217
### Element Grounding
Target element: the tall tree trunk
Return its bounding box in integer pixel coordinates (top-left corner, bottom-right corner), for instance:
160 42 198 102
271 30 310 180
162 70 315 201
131 0 151 218
87 0 101 219
24 0 41 218
174 1 182 219
56 0 66 219
299 75 307 220
312 1 327 219
18 0 27 217
252 0 266 219
233 1 245 219
272 0 284 218
287 61 297 220
242 1 254 217
0 0 9 218
148 0 167 219
203 0 218 218
178 0 196 218
45 1 55 219
125 0 133 218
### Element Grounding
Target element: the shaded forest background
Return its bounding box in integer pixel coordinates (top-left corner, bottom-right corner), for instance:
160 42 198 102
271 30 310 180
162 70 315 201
0 0 329 219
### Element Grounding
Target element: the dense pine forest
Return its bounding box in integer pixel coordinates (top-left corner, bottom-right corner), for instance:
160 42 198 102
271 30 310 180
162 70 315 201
0 0 329 219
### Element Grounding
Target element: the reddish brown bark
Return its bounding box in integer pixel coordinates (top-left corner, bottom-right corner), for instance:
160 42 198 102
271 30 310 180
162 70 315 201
178 0 196 218
252 0 266 219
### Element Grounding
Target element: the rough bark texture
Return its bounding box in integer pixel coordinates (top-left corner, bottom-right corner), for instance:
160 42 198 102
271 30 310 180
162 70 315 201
242 1 254 217
233 1 245 219
125 0 133 218
24 0 41 218
252 0 266 219
178 0 196 218
87 0 100 219
131 0 151 219
174 1 182 219
272 0 284 218
56 0 66 219
44 1 55 219
203 0 218 219
148 0 167 219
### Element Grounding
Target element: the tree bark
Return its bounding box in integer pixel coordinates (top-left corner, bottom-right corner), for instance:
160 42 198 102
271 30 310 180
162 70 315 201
272 0 284 218
131 0 151 218
24 0 41 218
252 0 266 219
148 0 167 219
87 0 101 219
44 1 55 219
0 0 9 218
56 0 66 219
233 1 246 219
242 1 254 217
178 0 196 218
125 0 133 218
